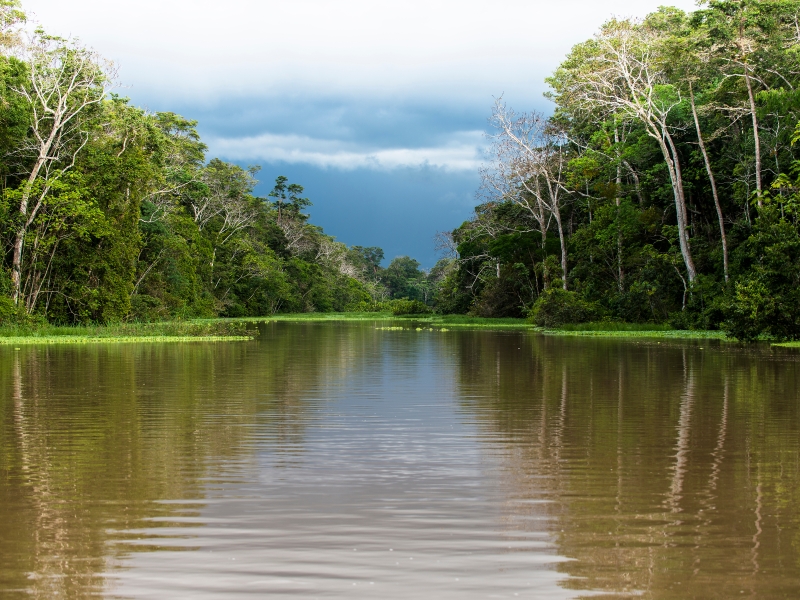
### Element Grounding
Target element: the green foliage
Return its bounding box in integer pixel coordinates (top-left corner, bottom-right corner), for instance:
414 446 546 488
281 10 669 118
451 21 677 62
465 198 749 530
0 295 15 324
269 175 310 223
528 289 604 328
555 321 672 332
346 301 388 313
390 299 432 316
434 0 800 341
0 318 254 342
0 0 25 48
383 256 426 301
347 246 384 280
0 26 396 324
0 56 29 165
723 209 800 340
7 0 800 339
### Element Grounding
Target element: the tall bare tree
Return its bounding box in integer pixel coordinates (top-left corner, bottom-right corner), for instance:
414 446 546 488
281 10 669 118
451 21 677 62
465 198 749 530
689 81 730 282
548 18 698 283
10 31 114 306
484 100 570 290
697 0 768 205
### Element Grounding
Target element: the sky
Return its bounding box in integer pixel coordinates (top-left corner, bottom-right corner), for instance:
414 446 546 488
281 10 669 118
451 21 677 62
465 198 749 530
23 0 699 267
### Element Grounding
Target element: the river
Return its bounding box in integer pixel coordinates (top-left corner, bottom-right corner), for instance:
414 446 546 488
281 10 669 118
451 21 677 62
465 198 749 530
1 321 799 599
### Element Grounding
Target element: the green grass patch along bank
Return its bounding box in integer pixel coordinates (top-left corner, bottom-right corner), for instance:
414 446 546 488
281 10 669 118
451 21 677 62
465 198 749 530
0 336 251 346
251 313 727 339
0 320 255 345
0 314 731 344
552 322 673 332
538 328 728 340
537 321 728 340
773 341 800 348
254 313 534 329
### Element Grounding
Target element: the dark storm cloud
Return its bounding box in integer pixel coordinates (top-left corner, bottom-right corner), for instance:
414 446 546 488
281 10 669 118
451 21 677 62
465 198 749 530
249 164 479 268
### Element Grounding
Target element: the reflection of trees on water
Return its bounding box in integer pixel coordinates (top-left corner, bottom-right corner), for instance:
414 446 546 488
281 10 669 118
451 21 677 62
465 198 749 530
451 334 800 599
0 322 380 599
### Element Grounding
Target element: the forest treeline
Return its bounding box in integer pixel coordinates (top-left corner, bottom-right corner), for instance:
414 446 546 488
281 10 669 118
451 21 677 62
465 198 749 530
433 0 800 340
5 0 800 340
0 1 440 323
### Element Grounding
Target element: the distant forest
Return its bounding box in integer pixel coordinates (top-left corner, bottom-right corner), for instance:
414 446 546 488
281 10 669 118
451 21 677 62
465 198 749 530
4 0 800 340
436 0 800 340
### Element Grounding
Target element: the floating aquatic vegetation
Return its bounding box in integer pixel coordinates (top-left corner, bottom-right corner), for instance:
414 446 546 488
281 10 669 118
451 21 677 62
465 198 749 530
0 335 252 346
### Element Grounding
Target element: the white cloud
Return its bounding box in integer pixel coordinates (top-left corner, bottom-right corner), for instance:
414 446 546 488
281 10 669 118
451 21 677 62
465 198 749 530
24 0 700 101
207 131 485 171
21 0 699 171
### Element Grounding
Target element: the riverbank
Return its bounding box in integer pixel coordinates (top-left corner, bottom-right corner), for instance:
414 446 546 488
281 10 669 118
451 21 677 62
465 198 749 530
0 320 254 345
539 328 728 340
0 314 734 344
249 313 728 339
254 313 535 329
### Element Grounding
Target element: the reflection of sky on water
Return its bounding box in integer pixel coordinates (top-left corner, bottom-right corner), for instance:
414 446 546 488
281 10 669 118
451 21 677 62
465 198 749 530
109 329 570 599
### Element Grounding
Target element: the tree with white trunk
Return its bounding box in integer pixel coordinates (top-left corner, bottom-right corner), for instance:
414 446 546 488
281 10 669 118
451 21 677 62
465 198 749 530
548 17 698 284
9 30 114 307
484 100 571 290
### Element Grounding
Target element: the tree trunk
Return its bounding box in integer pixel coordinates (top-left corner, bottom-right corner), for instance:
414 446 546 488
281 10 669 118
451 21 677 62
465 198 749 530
658 131 697 283
553 208 568 291
690 84 729 283
744 63 763 207
665 131 690 232
614 127 624 292
541 229 549 291
623 161 643 204
11 153 49 306
10 226 25 306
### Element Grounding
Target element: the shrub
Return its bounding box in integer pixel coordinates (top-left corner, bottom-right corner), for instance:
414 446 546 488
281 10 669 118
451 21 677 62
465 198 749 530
528 288 603 328
130 294 169 322
0 296 16 325
390 299 432 316
722 210 800 341
722 277 800 341
667 309 692 331
346 300 390 313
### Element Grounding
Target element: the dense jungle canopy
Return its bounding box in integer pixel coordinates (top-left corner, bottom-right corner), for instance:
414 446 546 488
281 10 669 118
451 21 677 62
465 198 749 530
435 0 800 340
4 0 800 340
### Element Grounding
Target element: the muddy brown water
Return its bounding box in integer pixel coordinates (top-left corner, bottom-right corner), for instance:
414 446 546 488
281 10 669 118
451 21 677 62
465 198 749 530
1 322 799 599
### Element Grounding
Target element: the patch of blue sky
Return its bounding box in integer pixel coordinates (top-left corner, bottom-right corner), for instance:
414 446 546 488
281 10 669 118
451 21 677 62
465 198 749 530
247 164 479 268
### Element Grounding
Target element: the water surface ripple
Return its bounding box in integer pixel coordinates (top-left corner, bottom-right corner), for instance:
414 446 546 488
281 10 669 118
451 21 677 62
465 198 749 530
1 322 800 599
